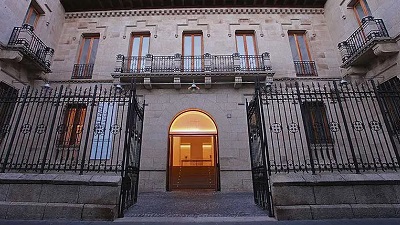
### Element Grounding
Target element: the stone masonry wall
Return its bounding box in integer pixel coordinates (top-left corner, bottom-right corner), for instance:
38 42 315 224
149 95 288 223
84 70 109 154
272 173 400 220
0 173 121 221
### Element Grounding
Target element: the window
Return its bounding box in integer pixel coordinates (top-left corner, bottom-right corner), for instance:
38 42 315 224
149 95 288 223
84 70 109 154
128 33 150 72
59 104 87 147
0 83 18 144
353 0 372 24
235 32 258 70
72 34 100 79
378 77 400 136
301 101 333 145
182 32 203 71
24 5 40 27
289 31 317 76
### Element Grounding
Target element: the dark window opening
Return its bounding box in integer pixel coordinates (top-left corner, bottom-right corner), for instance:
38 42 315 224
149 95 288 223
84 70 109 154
302 101 333 145
378 77 400 136
58 104 87 147
0 82 18 144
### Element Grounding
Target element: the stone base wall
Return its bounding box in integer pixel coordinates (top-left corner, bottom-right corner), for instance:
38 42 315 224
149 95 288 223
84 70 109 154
271 173 400 220
0 173 121 221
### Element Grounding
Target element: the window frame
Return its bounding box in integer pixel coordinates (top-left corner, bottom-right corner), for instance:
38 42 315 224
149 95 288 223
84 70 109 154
301 101 333 145
128 33 151 72
235 31 258 56
77 34 100 65
352 0 372 25
182 32 204 71
24 5 40 28
288 31 313 62
58 104 87 147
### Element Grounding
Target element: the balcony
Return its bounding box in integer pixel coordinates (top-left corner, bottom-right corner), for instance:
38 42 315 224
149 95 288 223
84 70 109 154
338 16 399 70
72 64 94 79
294 60 318 76
6 24 54 73
112 52 273 88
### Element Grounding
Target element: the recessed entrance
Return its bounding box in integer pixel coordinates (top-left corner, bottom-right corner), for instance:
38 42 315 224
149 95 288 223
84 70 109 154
168 110 219 190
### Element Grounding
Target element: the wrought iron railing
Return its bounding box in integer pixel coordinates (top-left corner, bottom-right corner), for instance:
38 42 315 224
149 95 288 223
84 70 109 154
294 60 318 76
7 24 54 72
338 16 390 65
115 52 272 74
0 84 144 175
72 64 94 79
248 80 400 174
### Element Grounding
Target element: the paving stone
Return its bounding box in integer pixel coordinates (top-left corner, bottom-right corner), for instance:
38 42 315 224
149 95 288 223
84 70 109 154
39 184 79 203
78 185 119 205
124 192 268 217
353 185 397 204
314 186 356 204
272 185 315 206
0 202 8 219
352 204 396 218
89 175 122 186
6 184 42 202
6 202 46 220
43 203 83 220
311 205 353 219
0 184 10 201
274 205 312 220
82 204 118 221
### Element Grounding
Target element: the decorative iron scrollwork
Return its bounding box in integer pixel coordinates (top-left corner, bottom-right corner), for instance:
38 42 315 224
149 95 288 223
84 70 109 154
353 121 364 132
94 124 105 135
270 122 282 133
369 120 381 131
111 124 121 134
329 122 340 132
288 123 299 133
36 124 46 134
21 124 32 134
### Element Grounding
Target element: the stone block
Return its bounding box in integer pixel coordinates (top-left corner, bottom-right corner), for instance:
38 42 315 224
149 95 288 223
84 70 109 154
353 185 397 204
393 204 400 218
43 203 83 220
0 173 23 182
89 175 122 186
270 174 306 185
78 185 120 205
82 204 118 221
314 186 356 204
352 204 396 218
7 184 42 202
39 184 79 203
0 202 9 219
53 174 93 185
272 185 315 206
311 205 353 219
274 205 312 220
6 202 46 220
0 184 9 201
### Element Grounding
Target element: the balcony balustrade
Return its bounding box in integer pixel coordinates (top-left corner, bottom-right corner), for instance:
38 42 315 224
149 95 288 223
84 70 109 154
72 64 94 79
7 24 54 73
338 16 397 68
114 52 272 76
294 60 318 76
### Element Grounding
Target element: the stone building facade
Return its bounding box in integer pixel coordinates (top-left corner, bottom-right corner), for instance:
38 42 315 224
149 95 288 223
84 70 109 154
0 0 400 220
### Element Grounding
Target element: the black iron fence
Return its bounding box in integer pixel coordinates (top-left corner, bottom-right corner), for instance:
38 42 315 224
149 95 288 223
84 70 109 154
338 16 390 65
246 85 273 217
294 61 318 76
248 79 400 174
0 84 145 216
72 64 95 79
115 53 272 74
8 24 54 72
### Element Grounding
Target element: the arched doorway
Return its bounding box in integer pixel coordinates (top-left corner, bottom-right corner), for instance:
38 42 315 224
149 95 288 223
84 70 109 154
168 109 220 190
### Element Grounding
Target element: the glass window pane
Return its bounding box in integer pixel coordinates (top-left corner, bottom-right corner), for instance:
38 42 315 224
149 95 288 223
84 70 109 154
142 36 150 55
362 0 372 15
130 37 140 56
27 13 38 26
236 35 245 55
184 36 192 56
297 35 310 61
89 38 99 64
289 35 300 61
79 38 91 64
355 3 367 19
246 35 256 55
194 36 202 55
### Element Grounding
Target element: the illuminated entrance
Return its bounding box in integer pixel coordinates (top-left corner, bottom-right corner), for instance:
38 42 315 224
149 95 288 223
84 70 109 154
168 110 220 190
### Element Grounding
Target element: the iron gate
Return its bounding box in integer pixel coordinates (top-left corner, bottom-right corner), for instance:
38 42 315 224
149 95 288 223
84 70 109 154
246 83 273 217
0 82 145 217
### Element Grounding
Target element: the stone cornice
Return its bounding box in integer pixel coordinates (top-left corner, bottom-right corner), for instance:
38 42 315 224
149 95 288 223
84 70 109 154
65 7 324 19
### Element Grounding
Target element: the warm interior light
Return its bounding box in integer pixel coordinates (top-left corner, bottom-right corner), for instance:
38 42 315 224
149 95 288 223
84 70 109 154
170 111 217 134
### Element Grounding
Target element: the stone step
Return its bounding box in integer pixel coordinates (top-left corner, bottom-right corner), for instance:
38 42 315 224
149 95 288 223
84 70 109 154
115 216 275 223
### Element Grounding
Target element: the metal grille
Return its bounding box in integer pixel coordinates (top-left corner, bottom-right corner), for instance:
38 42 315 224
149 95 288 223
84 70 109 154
72 64 94 79
294 61 318 76
246 85 273 216
249 80 400 174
